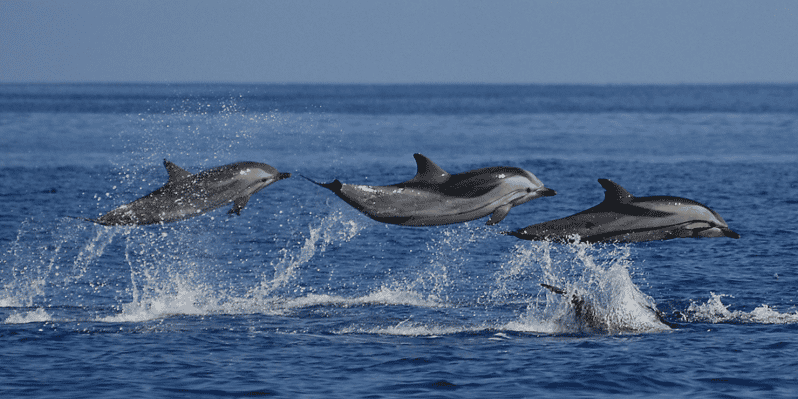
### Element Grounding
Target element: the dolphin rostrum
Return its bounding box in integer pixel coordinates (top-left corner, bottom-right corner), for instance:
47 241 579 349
506 179 739 243
87 160 290 225
306 153 556 226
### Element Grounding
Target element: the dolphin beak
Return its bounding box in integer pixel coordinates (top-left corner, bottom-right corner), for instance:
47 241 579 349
540 188 557 197
277 172 292 180
723 228 740 239
697 226 740 239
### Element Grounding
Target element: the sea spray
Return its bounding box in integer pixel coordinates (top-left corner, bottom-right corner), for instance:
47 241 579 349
246 209 365 302
0 217 116 308
68 224 117 282
372 223 497 308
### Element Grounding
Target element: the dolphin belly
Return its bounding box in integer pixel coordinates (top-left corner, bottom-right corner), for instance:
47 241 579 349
336 184 519 226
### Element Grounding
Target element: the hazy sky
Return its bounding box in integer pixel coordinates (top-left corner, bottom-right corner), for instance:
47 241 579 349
1 0 797 84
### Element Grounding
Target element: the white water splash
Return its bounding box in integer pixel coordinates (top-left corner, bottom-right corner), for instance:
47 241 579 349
340 321 477 337
106 226 224 322
100 277 214 323
97 209 367 322
272 286 441 312
497 240 669 334
683 293 798 324
4 308 52 324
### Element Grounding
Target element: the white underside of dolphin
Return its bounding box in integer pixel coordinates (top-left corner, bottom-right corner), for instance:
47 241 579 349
87 160 290 226
508 179 739 243
307 153 556 226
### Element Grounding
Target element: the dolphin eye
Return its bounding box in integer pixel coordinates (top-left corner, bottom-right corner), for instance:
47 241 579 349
526 188 532 193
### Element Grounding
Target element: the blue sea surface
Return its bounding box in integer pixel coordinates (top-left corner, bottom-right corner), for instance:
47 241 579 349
1 84 797 398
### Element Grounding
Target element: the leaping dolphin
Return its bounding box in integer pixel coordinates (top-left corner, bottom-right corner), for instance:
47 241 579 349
306 153 556 226
506 179 739 243
86 160 290 225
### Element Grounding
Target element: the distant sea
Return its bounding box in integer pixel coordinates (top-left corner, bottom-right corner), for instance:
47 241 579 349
2 84 797 398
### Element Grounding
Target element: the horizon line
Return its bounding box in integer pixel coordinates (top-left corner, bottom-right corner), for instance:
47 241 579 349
3 80 798 86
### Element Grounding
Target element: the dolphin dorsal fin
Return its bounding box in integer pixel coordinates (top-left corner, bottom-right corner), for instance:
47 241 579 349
598 178 634 204
408 154 451 185
163 159 192 182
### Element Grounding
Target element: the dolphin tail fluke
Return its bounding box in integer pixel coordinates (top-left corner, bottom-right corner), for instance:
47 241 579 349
301 175 343 192
540 283 567 295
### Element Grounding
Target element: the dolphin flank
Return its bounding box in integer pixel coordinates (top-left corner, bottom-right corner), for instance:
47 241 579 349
506 179 739 243
86 160 290 226
305 153 555 226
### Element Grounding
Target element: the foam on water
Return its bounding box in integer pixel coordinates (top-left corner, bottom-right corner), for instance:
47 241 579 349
683 292 798 325
276 286 442 311
4 307 52 324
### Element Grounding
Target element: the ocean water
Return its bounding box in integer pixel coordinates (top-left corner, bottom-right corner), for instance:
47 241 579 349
1 84 797 398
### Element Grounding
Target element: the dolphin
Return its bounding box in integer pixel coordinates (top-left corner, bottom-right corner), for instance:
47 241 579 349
506 179 739 243
86 160 290 225
539 284 679 331
306 153 556 226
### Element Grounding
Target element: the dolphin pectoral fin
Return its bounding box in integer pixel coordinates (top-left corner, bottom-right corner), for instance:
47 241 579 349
164 159 193 182
723 227 740 239
229 196 251 216
486 204 512 225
